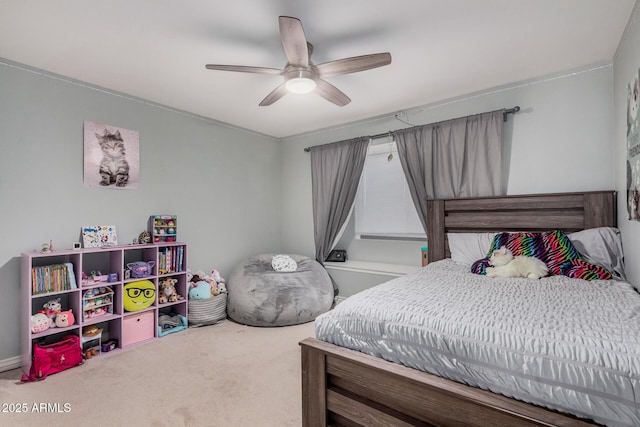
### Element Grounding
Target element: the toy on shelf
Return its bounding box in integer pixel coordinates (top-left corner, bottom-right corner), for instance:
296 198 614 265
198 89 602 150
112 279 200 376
81 271 112 286
30 313 51 333
123 280 155 312
127 261 155 279
82 287 114 321
54 309 75 328
138 230 151 244
148 215 177 243
158 278 184 304
41 298 62 327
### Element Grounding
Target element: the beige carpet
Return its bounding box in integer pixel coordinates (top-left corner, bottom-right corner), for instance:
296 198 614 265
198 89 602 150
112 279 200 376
0 320 316 426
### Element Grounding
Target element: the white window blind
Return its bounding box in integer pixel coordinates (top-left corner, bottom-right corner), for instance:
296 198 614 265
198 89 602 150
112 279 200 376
355 140 424 239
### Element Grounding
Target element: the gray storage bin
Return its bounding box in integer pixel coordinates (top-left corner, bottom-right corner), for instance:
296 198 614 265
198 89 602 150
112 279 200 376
188 293 227 327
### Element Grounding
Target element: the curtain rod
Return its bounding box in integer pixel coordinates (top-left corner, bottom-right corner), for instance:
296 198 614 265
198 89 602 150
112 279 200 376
303 106 520 152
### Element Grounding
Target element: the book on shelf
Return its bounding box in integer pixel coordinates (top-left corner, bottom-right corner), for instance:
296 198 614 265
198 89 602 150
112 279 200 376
31 263 77 294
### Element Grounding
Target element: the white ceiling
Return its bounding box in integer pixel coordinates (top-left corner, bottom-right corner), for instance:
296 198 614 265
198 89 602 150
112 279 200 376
0 1 635 138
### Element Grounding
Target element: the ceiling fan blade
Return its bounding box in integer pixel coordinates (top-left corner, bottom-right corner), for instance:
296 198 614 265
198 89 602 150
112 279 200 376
316 53 392 77
205 64 282 75
259 83 288 106
315 79 351 106
279 16 309 67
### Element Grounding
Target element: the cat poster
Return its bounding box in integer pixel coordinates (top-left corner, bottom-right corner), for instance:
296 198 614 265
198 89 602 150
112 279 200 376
83 121 140 189
627 69 640 220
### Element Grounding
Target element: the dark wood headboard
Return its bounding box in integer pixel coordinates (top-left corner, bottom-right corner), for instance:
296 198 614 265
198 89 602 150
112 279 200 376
426 191 617 262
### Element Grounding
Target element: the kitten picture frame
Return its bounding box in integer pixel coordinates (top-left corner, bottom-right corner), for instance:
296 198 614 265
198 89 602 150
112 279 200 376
83 120 140 190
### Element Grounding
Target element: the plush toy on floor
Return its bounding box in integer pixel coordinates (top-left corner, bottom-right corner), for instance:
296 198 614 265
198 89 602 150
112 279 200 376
159 278 183 304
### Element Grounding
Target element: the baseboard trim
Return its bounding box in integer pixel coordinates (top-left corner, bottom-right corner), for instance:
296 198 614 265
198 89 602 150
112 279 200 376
0 356 21 373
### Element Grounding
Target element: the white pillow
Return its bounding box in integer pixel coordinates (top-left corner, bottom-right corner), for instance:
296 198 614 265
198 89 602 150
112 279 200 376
447 233 497 266
271 255 298 272
568 227 626 280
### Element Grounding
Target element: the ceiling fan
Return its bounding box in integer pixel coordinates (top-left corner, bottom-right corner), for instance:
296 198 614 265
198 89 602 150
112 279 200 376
205 16 392 107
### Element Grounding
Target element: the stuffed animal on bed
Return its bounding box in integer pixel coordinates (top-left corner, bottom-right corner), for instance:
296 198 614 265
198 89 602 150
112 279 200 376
485 246 548 279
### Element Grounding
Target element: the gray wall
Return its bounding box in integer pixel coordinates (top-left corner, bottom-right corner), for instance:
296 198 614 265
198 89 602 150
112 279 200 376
0 60 281 361
614 1 640 287
2 36 633 362
280 64 617 295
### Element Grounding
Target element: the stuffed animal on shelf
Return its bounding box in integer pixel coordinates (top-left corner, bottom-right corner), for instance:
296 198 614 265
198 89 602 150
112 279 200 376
55 309 75 328
138 230 151 244
159 278 183 304
42 298 62 327
123 280 155 312
31 313 51 333
127 261 155 279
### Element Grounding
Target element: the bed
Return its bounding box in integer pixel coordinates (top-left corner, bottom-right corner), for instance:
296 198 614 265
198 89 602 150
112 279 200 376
300 191 640 427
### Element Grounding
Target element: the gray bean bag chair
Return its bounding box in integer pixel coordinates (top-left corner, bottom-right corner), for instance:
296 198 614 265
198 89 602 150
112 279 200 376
227 254 333 327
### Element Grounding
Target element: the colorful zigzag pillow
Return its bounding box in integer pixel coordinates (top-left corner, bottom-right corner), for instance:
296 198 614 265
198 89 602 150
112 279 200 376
471 230 612 281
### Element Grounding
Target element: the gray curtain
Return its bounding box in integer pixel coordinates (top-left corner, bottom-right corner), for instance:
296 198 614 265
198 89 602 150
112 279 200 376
310 136 369 263
393 110 504 233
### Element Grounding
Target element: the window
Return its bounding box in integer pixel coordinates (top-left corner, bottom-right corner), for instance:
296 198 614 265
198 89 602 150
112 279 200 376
354 139 424 240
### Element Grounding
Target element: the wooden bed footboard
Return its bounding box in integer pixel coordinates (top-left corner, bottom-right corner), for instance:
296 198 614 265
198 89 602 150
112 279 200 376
300 338 596 427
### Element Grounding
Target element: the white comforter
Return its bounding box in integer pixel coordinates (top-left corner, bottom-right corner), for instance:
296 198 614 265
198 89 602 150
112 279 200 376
315 259 640 427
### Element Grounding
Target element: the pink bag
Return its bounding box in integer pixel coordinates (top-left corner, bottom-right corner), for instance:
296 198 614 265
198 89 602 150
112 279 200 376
21 335 83 382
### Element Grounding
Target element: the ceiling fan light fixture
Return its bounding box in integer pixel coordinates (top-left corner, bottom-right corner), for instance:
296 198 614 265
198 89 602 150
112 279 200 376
285 76 317 94
284 68 317 94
